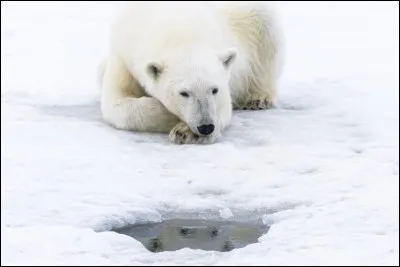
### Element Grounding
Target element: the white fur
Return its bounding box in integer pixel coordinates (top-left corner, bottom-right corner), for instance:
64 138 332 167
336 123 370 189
98 1 284 142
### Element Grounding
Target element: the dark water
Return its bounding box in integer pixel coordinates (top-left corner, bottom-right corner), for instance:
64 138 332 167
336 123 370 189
112 218 270 253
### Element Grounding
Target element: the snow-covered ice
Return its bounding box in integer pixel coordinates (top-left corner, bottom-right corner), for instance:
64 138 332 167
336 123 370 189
1 1 399 265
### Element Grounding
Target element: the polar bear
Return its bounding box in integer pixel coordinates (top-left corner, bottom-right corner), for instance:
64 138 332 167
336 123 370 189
98 1 283 144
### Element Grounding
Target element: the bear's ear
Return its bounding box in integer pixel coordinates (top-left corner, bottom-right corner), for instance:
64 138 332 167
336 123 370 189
146 61 164 81
220 48 237 69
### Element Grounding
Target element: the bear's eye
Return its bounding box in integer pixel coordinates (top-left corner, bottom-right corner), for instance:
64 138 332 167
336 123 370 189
212 88 219 95
180 91 189 98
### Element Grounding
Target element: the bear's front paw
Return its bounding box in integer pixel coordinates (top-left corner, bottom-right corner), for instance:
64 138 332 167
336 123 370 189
169 122 217 145
234 95 274 110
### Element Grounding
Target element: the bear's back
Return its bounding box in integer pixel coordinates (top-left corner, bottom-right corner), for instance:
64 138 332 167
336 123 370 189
112 1 235 62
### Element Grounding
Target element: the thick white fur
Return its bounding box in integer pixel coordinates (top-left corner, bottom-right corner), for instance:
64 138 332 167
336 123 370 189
98 1 284 143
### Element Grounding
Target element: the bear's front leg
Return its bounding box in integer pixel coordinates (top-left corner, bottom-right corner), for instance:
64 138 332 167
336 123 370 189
233 94 274 110
169 122 217 145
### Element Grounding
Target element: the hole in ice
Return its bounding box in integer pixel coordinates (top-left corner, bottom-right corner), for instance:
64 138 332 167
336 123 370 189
111 218 270 253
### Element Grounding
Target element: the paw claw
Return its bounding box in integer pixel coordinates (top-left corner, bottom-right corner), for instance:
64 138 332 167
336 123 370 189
235 95 274 110
169 122 216 145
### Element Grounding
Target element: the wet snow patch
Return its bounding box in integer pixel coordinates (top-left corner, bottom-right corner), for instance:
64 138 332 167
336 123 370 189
111 218 270 253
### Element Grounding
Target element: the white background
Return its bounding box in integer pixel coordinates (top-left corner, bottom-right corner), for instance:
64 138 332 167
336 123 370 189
1 1 399 265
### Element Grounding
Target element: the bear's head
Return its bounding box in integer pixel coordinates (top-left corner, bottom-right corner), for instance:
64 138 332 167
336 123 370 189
144 46 237 138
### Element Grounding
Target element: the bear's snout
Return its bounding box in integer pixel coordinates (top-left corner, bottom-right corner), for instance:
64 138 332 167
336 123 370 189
197 124 215 136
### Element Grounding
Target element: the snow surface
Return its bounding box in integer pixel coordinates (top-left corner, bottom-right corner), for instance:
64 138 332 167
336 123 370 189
1 1 399 265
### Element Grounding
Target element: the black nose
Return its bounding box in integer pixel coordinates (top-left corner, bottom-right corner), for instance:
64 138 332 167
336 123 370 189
197 124 215 135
